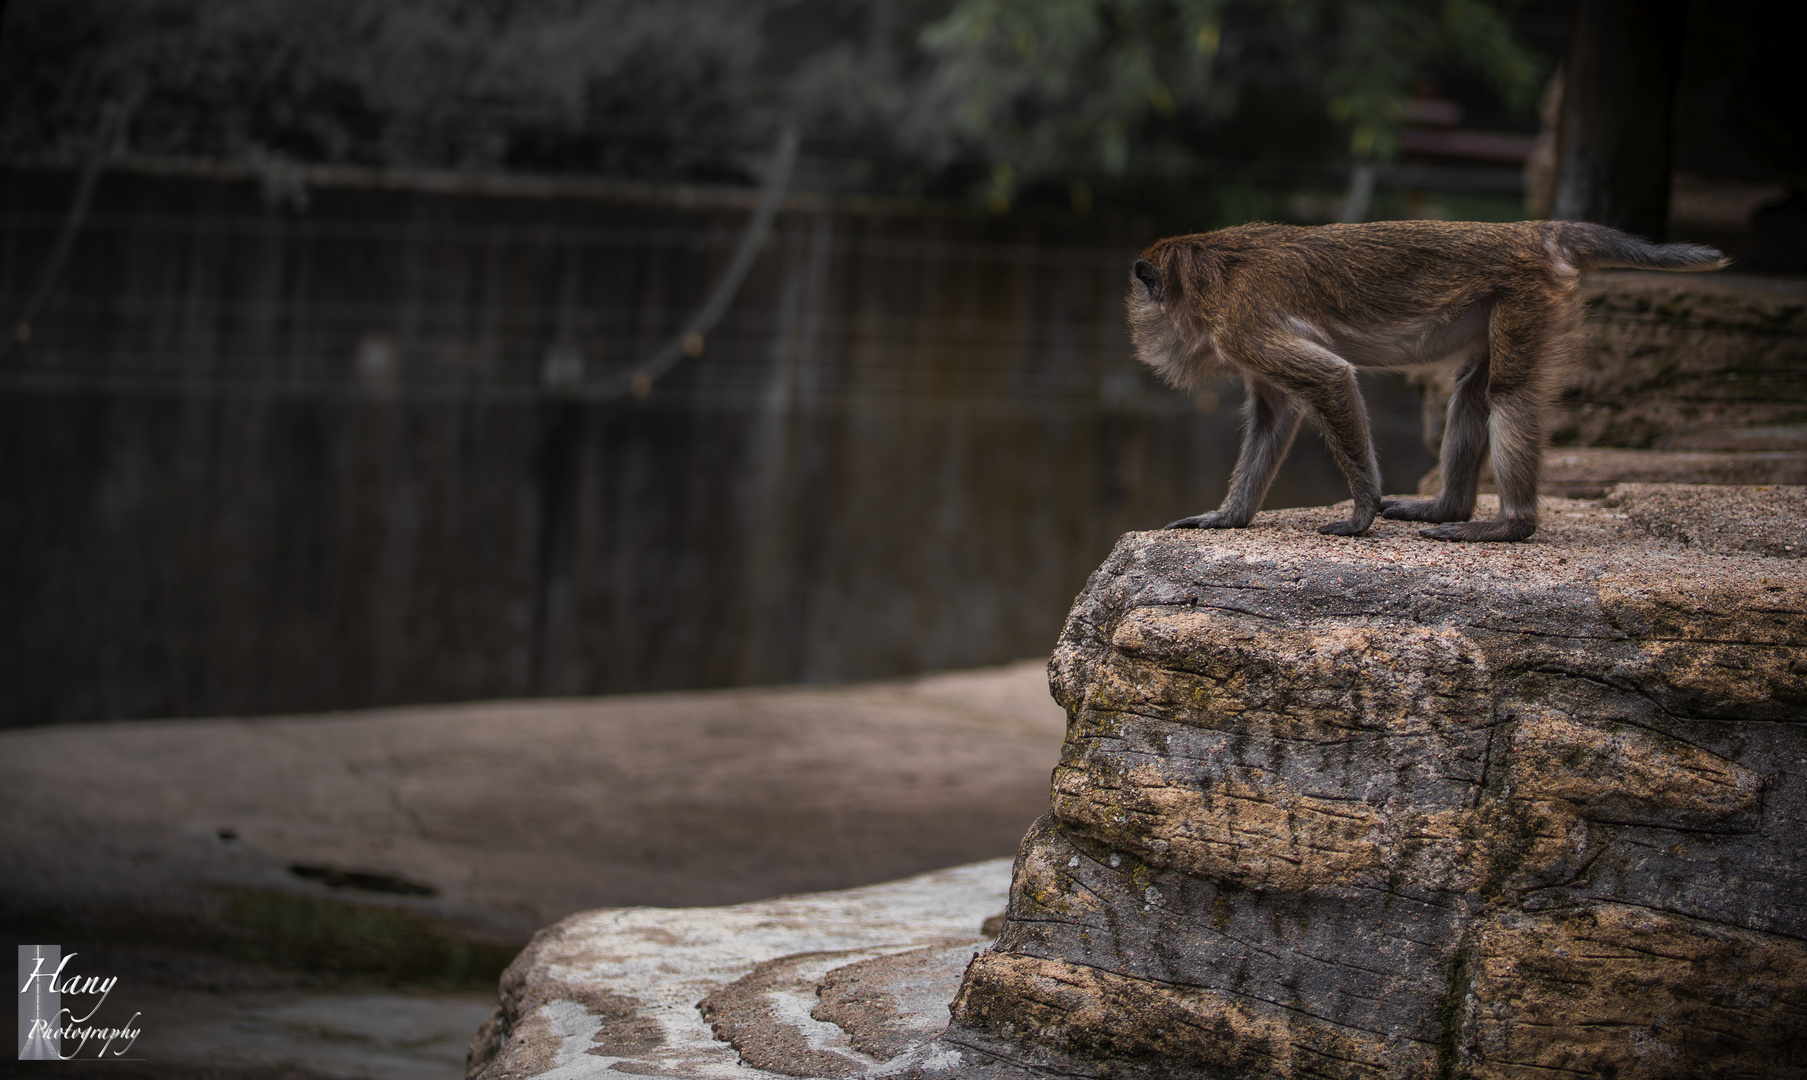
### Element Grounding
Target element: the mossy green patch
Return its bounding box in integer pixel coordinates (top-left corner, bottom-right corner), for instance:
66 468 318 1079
222 885 519 987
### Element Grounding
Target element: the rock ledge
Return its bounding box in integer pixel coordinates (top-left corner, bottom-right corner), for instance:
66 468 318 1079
922 486 1806 1080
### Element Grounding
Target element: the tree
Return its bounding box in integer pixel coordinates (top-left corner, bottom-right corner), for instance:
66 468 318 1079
1551 0 1684 239
1 0 1546 214
892 0 1544 211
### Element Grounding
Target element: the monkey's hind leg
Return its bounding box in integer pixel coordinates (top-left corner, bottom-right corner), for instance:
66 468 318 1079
1382 350 1489 524
1167 376 1302 530
1419 302 1561 542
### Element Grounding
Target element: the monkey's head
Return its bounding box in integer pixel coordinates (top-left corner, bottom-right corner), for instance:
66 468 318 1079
1126 250 1213 389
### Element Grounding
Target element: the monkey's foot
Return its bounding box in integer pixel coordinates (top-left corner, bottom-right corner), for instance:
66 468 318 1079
1316 518 1373 537
1165 511 1247 529
1419 518 1536 542
1380 498 1473 523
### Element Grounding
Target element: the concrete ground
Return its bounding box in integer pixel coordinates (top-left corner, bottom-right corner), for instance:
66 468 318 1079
0 659 1067 1079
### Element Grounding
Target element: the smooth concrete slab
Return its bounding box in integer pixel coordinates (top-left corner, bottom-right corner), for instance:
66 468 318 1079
1 659 1065 972
154 988 498 1080
0 661 1064 1077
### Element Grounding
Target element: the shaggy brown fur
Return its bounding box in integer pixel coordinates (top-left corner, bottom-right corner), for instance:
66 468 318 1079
1127 219 1726 541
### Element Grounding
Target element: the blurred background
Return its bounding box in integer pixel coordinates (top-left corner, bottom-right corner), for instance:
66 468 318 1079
2 2 1804 1075
0 0 1582 725
4 0 1802 724
4 0 1804 724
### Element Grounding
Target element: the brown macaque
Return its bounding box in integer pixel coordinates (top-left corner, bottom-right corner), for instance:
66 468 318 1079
1127 220 1726 541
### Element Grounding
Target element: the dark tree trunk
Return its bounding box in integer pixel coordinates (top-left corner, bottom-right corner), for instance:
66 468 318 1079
1554 0 1687 240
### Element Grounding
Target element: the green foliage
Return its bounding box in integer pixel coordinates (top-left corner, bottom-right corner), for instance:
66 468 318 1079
902 0 1544 209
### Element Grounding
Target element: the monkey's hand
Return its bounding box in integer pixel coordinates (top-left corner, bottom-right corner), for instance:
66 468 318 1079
1164 511 1247 529
1316 517 1373 537
1380 498 1469 523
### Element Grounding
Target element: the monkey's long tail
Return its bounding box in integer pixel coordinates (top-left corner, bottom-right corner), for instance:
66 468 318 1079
1555 221 1729 272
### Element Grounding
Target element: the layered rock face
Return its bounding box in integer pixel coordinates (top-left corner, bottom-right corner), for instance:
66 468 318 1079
1415 271 1807 496
1559 273 1807 455
930 488 1806 1080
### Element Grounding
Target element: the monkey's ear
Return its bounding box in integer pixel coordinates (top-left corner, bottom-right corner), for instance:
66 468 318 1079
1133 259 1164 302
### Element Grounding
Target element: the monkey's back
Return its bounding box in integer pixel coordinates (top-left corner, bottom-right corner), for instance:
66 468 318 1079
1162 220 1559 330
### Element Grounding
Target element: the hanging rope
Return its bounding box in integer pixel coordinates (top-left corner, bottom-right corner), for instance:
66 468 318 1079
574 121 801 401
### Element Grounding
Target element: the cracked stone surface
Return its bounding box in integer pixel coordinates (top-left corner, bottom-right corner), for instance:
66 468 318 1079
465 860 1010 1079
905 486 1807 1080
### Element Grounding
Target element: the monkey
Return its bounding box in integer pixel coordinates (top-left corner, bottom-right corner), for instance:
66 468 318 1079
1126 219 1727 541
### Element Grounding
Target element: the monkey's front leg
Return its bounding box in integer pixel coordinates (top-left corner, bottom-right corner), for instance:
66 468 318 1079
1166 377 1302 529
1272 349 1384 536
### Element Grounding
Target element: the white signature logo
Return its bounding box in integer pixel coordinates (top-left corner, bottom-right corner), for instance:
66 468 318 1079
17 947 142 1060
